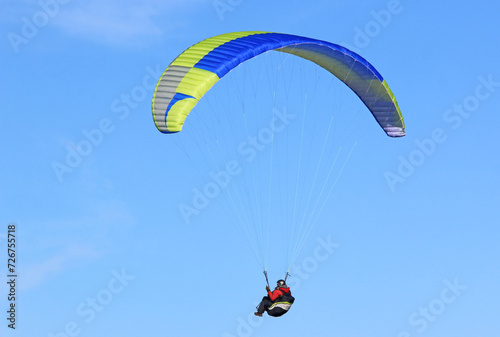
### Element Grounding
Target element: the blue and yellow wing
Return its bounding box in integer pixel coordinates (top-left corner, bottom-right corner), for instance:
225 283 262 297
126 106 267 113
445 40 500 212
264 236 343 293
152 31 405 137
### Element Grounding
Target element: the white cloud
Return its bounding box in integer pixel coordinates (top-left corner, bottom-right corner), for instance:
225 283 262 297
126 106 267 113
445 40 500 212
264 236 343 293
13 198 136 291
19 243 102 291
55 2 161 44
52 0 208 45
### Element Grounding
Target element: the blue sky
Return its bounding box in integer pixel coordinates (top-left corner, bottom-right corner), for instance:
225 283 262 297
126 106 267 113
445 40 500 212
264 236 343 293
1 0 499 336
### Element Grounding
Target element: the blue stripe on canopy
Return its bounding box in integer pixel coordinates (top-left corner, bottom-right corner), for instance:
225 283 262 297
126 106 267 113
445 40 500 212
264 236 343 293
194 33 383 81
163 92 195 132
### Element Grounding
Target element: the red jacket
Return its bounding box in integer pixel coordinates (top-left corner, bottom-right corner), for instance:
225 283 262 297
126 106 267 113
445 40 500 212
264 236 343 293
268 287 291 301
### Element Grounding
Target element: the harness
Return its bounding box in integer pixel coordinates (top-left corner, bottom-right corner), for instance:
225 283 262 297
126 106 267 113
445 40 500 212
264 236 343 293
268 288 295 316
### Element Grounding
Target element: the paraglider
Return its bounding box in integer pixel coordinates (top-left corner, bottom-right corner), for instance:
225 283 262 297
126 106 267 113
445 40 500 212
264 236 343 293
151 31 405 316
255 279 295 317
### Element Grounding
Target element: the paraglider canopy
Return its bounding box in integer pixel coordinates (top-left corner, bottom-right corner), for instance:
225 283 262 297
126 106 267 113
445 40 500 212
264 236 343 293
152 31 405 137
